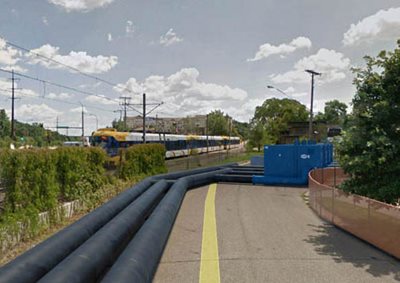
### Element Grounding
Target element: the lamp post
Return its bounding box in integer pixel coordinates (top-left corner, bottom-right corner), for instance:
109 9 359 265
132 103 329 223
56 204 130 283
266 85 291 98
305 69 321 141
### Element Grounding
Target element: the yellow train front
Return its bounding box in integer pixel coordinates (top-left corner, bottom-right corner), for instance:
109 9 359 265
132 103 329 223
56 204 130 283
91 128 241 159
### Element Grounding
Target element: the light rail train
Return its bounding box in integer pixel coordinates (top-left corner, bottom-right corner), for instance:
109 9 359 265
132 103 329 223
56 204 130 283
91 128 241 158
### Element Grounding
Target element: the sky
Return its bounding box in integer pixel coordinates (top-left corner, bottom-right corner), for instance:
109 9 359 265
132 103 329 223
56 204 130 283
0 0 400 135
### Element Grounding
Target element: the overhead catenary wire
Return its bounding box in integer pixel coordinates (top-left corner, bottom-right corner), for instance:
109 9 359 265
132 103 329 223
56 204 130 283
4 40 135 95
0 68 120 105
0 87 114 113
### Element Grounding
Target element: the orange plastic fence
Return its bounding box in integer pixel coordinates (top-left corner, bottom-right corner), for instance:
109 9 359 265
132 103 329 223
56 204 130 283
309 167 400 259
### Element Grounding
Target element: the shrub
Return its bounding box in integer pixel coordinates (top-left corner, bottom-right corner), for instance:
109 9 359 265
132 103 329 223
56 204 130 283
119 144 167 180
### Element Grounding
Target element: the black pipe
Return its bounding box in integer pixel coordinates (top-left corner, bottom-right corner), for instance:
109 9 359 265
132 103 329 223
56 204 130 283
154 163 237 180
100 168 231 283
0 178 154 283
214 174 254 183
38 180 170 283
230 165 263 170
0 164 234 283
228 171 263 176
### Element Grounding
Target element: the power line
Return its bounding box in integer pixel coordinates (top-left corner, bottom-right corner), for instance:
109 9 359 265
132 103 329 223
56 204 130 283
5 40 136 95
0 87 114 113
0 68 119 105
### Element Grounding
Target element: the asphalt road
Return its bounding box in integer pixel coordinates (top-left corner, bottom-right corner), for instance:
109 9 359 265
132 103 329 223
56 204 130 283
153 183 400 283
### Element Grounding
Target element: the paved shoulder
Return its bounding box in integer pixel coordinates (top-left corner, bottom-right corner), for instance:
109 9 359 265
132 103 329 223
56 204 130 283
154 184 400 283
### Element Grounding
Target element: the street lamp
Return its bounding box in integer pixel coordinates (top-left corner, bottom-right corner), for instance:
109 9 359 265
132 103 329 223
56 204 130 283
305 69 322 141
266 85 291 99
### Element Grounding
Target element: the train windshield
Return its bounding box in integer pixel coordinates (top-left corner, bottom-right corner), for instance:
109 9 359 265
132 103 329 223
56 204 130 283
91 136 109 148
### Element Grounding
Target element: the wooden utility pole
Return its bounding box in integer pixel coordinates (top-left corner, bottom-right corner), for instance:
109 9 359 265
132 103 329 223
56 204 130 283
142 93 146 143
306 69 321 140
10 70 17 139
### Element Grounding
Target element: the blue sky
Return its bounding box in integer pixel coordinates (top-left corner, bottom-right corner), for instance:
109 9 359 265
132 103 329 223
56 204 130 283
0 0 400 135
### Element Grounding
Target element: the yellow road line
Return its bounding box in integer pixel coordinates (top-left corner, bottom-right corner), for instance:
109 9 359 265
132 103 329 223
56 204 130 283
199 183 220 283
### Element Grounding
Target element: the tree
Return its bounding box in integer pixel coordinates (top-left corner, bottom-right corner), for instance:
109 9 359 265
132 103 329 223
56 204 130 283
233 120 249 140
252 98 308 143
112 119 129 132
0 109 10 138
207 110 229 136
315 100 348 125
337 41 400 204
247 123 275 151
324 100 347 125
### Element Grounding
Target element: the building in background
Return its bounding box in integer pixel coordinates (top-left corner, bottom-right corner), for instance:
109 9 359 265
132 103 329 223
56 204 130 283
125 115 207 135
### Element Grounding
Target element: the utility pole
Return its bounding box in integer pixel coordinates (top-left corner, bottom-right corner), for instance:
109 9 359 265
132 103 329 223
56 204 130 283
119 96 131 130
10 70 18 139
143 93 146 143
117 93 163 143
305 69 321 141
81 103 85 139
206 114 209 153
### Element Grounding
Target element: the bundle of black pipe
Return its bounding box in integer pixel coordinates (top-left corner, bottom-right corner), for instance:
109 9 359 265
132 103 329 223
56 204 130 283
0 164 236 283
101 168 231 283
38 180 170 283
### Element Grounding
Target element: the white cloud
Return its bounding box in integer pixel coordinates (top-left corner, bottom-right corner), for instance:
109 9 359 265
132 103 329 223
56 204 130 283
247 36 312 62
48 0 115 12
15 104 61 123
270 48 351 84
159 29 183 47
282 87 308 98
19 89 39 98
0 79 38 98
115 67 249 120
343 7 400 46
26 44 118 74
107 33 113 42
70 106 88 113
125 21 134 36
85 95 117 105
1 65 27 73
42 16 49 25
0 37 21 66
48 92 74 100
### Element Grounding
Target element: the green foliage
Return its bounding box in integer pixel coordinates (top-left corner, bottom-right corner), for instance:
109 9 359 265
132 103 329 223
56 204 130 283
232 120 249 140
0 110 10 138
0 147 107 216
56 147 107 201
207 110 230 136
0 149 59 214
251 98 308 144
337 40 400 204
118 144 167 180
314 100 348 126
247 123 274 151
0 108 67 147
112 119 130 132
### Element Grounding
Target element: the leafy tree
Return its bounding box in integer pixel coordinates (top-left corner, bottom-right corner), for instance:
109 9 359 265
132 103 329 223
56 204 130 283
247 123 274 151
207 110 229 136
112 119 129 132
252 98 308 143
0 109 10 138
0 109 67 147
233 120 249 140
324 100 348 125
337 41 400 204
314 100 348 126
